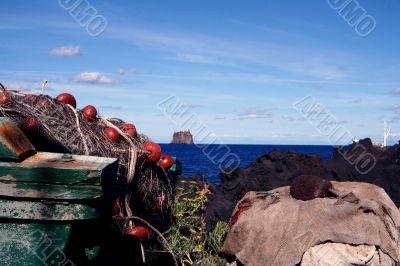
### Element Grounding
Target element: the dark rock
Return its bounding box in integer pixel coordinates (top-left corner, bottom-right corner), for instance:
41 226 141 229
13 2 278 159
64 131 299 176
326 138 400 207
206 139 400 229
171 130 194 144
206 150 332 230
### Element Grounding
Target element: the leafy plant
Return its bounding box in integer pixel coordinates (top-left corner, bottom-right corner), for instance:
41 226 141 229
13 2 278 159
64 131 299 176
165 179 229 265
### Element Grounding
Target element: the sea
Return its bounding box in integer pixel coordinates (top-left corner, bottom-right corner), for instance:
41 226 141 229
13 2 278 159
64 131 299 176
160 144 335 184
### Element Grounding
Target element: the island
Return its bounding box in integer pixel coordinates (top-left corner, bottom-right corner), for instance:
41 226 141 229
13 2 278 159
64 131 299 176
171 130 194 144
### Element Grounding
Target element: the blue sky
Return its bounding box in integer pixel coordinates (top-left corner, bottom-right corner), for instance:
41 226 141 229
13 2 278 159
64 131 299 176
1 0 399 144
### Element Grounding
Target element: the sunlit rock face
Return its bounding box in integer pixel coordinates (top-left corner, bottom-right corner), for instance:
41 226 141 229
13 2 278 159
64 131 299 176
171 131 194 144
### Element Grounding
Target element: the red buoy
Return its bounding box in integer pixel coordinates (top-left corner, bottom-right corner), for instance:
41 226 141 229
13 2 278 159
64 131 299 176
21 118 39 132
104 127 120 142
122 123 136 137
159 154 174 170
143 142 161 163
56 93 76 108
125 226 150 241
82 105 97 122
0 91 11 105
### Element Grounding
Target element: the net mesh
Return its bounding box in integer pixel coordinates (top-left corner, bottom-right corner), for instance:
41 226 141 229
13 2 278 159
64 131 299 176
0 85 173 221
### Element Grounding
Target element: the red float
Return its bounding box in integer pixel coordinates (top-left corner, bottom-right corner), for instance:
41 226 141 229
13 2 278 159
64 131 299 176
82 105 97 121
38 97 48 107
152 193 165 212
113 200 121 215
122 123 136 137
125 226 150 241
0 91 11 105
104 127 120 142
24 94 37 101
143 142 161 163
56 93 76 108
21 118 39 132
159 154 174 170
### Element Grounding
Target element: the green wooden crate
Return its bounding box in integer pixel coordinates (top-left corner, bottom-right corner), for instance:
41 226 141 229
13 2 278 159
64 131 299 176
0 118 118 266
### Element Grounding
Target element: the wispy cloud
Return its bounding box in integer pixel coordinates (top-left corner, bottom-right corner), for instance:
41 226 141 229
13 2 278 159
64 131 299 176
231 19 306 39
73 72 115 84
99 105 123 110
116 68 137 75
384 104 400 112
49 45 81 57
390 88 400 94
346 98 362 104
234 107 273 120
320 120 348 126
281 115 307 122
169 53 224 65
187 103 203 109
306 107 327 114
106 26 353 81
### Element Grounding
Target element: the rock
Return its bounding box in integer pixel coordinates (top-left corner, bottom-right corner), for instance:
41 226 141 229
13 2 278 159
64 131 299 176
206 139 400 229
206 150 332 229
326 138 400 207
171 130 194 144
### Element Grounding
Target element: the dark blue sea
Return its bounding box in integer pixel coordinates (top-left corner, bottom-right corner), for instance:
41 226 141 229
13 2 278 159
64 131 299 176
160 144 334 184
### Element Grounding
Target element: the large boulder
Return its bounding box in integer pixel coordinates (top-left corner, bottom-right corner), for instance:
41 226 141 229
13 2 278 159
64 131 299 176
221 181 400 266
206 139 400 229
206 150 332 229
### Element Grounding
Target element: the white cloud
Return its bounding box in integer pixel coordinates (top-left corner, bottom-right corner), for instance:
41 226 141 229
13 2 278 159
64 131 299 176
49 45 81 57
170 53 223 65
117 68 125 75
116 68 137 75
390 88 400 94
187 103 203 109
107 26 353 80
99 105 122 110
234 108 273 120
73 72 115 84
306 108 327 114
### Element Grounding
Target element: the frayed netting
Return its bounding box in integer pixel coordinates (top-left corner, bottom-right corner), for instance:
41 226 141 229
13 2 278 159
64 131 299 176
0 85 174 222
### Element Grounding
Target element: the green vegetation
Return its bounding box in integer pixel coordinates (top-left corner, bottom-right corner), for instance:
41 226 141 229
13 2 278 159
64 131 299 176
166 180 229 266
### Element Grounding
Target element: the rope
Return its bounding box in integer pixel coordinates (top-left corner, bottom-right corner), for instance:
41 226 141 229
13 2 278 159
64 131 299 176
101 117 137 217
124 215 179 266
66 104 89 155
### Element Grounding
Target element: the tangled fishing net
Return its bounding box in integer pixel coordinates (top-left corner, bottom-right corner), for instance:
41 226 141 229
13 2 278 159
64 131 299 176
0 83 174 225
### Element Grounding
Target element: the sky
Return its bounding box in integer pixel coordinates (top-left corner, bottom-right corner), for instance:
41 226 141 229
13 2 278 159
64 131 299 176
1 0 399 145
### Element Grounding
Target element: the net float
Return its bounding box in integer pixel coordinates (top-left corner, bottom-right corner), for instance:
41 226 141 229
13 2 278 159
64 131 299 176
0 91 11 105
56 93 76 108
159 154 174 170
143 142 161 163
82 105 97 122
125 226 150 241
122 123 136 137
104 127 120 142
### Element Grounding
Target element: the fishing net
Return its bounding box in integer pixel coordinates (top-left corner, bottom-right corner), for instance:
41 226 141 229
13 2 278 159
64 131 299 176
111 215 178 266
0 84 174 223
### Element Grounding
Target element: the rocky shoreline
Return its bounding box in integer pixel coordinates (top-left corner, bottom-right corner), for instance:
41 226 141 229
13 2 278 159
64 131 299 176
205 138 400 229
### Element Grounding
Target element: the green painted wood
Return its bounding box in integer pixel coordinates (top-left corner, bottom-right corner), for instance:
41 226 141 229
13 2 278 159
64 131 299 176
0 199 98 221
0 181 101 200
0 223 72 266
0 118 35 161
169 157 182 175
0 152 118 185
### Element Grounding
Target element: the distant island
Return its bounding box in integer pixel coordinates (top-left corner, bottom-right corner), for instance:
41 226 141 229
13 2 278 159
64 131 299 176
171 130 194 144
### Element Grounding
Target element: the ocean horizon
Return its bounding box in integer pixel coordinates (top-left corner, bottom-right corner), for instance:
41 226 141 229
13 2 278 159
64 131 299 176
160 144 336 183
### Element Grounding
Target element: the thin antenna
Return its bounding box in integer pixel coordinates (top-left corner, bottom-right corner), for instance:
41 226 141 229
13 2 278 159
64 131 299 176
41 80 48 95
384 120 391 147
